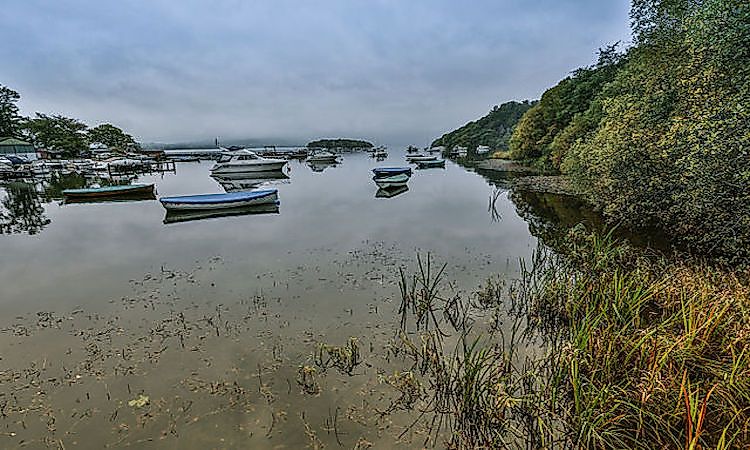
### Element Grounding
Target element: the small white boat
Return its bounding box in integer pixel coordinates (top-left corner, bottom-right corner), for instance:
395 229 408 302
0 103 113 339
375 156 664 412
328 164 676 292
306 150 339 163
406 154 437 162
373 173 410 189
211 149 287 174
160 189 279 211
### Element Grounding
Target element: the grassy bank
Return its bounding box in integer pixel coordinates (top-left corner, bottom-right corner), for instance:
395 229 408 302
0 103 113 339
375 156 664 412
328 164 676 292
391 229 750 448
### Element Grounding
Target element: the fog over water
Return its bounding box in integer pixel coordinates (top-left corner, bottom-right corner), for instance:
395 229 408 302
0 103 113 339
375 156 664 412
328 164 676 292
1 0 631 144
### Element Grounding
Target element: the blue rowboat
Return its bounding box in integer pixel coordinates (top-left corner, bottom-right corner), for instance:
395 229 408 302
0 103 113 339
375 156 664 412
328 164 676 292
372 167 412 178
160 189 278 211
373 173 410 189
62 184 155 199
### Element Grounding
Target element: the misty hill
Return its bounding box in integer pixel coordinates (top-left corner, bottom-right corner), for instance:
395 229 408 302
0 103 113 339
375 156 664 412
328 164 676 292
306 138 374 149
432 100 534 153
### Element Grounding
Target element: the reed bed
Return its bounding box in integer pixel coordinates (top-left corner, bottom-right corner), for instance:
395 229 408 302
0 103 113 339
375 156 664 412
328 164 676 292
392 228 750 448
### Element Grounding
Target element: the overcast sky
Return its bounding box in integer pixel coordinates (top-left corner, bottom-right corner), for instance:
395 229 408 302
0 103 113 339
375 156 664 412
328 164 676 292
1 1 631 145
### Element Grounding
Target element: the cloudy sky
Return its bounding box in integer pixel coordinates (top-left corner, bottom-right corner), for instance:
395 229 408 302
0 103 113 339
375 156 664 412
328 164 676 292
1 1 631 145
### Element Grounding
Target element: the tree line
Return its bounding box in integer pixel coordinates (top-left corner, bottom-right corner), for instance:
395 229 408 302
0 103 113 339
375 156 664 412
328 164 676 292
0 85 138 157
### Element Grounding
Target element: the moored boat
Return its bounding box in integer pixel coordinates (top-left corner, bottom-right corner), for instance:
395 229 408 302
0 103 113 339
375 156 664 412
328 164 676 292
62 184 156 199
373 173 410 189
406 154 437 162
306 150 339 163
372 167 412 178
159 189 279 211
416 159 446 169
211 149 287 174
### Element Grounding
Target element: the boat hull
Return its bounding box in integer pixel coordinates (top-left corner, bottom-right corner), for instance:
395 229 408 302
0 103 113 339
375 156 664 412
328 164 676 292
160 190 279 211
416 159 446 168
372 167 412 178
210 161 287 173
62 184 155 199
373 174 410 189
406 155 437 162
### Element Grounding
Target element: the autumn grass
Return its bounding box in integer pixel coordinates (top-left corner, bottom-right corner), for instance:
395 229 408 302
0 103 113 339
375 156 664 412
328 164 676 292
528 227 750 449
393 230 750 448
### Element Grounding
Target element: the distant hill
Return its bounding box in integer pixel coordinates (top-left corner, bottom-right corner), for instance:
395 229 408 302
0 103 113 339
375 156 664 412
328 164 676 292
307 138 373 149
432 100 534 154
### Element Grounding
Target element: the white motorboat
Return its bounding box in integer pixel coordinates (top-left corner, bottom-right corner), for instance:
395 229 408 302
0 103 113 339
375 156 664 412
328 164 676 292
373 173 410 189
211 149 287 174
306 150 339 163
212 171 289 192
405 154 437 162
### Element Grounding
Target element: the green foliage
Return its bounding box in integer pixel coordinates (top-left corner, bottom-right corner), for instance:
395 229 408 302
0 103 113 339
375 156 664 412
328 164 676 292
432 100 533 156
88 123 138 151
0 84 23 137
306 138 373 149
509 45 624 169
24 113 89 158
565 0 750 263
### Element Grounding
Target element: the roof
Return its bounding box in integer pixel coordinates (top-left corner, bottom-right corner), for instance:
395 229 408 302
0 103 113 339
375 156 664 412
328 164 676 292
0 137 33 146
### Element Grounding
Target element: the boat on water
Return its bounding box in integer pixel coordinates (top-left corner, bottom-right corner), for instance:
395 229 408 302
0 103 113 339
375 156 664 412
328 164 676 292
373 173 410 189
406 154 437 162
376 185 409 198
62 184 156 199
306 150 339 163
372 167 412 178
416 159 446 169
160 189 279 211
307 160 338 173
163 203 280 224
211 149 287 174
373 149 388 158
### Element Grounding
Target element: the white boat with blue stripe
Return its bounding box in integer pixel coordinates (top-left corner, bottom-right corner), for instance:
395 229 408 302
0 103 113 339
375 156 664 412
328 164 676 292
160 189 279 211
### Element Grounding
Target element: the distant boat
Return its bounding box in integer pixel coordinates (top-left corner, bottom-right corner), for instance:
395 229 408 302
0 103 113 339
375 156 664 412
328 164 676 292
163 203 280 224
211 149 287 174
373 173 410 189
306 150 339 163
406 154 437 162
160 189 279 211
62 184 156 199
416 159 446 169
373 149 388 158
372 167 412 178
307 160 338 172
376 185 409 198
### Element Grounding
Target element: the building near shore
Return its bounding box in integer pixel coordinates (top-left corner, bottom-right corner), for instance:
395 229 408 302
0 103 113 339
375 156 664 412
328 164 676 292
0 137 36 159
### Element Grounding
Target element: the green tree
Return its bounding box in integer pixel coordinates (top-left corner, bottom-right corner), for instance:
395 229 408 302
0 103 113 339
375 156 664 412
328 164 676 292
88 123 138 151
509 45 624 169
566 0 750 262
0 84 23 137
432 100 533 157
24 113 89 158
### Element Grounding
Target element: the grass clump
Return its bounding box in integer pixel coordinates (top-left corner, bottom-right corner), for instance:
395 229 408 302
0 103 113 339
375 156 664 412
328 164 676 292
534 227 750 449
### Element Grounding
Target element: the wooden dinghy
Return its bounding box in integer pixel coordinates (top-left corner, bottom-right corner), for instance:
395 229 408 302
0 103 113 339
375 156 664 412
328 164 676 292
62 184 155 199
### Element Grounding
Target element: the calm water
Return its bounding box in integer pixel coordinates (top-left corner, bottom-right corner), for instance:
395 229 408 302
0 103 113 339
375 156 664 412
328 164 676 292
0 151 573 448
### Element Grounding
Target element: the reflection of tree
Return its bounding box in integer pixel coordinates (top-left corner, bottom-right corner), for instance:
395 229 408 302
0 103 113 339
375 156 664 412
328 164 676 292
509 190 670 253
0 182 51 235
40 172 88 202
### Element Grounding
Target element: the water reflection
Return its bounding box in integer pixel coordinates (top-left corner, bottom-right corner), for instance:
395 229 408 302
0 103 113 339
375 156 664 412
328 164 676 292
212 170 290 192
375 184 409 198
163 203 280 224
0 181 51 235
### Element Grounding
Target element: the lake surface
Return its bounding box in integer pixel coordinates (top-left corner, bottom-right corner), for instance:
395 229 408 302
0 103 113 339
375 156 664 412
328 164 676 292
0 150 585 448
